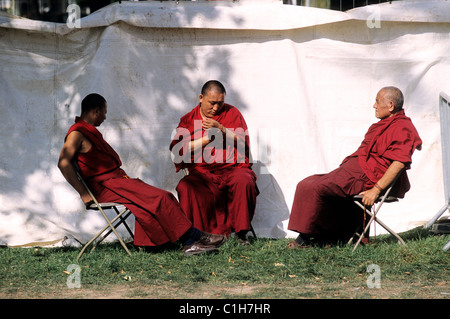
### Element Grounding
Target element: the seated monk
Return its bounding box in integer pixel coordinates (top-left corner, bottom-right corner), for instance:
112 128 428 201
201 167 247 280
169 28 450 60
287 86 422 248
170 80 258 244
58 93 226 255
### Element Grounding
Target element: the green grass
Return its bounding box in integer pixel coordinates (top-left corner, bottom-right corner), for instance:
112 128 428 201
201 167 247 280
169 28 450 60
0 227 448 299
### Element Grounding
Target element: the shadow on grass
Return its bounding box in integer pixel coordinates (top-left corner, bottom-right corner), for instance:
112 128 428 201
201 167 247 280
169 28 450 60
371 226 437 244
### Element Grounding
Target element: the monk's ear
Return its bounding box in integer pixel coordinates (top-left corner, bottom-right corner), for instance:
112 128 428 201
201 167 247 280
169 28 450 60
388 101 395 113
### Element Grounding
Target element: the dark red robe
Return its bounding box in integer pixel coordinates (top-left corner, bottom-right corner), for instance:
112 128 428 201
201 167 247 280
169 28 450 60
66 117 192 246
288 110 422 241
170 104 258 236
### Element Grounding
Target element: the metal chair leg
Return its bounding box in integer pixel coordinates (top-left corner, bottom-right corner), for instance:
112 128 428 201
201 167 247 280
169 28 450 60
352 201 405 251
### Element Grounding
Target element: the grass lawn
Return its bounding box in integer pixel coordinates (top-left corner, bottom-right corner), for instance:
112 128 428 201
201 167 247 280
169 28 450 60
1 227 448 301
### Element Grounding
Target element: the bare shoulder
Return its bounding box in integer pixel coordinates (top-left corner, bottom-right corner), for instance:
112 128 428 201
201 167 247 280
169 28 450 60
65 130 84 145
64 130 92 153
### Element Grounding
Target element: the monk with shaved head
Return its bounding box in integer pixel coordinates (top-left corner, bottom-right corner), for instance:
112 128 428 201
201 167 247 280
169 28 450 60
58 93 226 255
170 80 258 244
287 87 422 248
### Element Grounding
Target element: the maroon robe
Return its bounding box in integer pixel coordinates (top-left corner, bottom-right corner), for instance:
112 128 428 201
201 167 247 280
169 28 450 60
170 104 258 236
66 117 192 246
288 110 422 241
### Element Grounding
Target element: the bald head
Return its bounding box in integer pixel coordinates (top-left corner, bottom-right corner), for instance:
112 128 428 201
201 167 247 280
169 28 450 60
201 80 226 96
380 86 404 112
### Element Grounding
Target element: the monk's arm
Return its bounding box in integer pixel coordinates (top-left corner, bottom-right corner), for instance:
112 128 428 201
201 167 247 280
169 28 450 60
200 118 244 145
188 135 212 152
57 131 93 205
359 160 405 206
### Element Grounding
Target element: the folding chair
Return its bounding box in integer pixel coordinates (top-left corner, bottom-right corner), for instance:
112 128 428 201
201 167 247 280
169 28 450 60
72 161 134 260
181 168 257 238
349 174 406 251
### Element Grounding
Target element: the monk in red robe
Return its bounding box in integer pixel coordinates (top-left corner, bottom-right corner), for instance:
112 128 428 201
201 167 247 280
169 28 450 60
288 87 422 247
170 80 258 244
58 93 226 255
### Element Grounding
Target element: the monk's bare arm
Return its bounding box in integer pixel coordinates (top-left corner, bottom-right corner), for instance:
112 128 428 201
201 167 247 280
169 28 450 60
188 135 212 152
188 119 229 152
202 118 242 143
359 160 405 206
188 118 244 152
57 131 92 205
376 161 406 190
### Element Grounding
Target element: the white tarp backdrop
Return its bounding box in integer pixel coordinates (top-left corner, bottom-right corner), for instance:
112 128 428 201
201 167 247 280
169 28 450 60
1 0 449 246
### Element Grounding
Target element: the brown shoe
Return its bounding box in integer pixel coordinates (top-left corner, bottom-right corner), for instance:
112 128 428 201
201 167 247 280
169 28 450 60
183 232 226 256
182 242 219 256
198 232 227 247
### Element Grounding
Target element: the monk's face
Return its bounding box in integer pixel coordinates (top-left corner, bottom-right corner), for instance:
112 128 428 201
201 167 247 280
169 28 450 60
373 90 394 119
93 104 107 126
199 89 225 118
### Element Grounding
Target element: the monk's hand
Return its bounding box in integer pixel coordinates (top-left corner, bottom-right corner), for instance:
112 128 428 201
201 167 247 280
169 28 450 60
359 187 380 206
202 118 220 130
81 194 94 208
207 127 223 142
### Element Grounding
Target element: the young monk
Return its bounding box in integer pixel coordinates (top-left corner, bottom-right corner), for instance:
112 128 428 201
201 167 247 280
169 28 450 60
58 93 226 255
170 80 258 244
288 87 422 247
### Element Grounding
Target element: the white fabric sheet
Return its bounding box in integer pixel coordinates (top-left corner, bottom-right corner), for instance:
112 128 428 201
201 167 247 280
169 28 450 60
0 0 449 245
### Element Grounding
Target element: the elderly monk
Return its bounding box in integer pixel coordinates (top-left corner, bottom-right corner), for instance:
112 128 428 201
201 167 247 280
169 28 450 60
288 87 422 248
58 93 226 255
170 80 258 244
